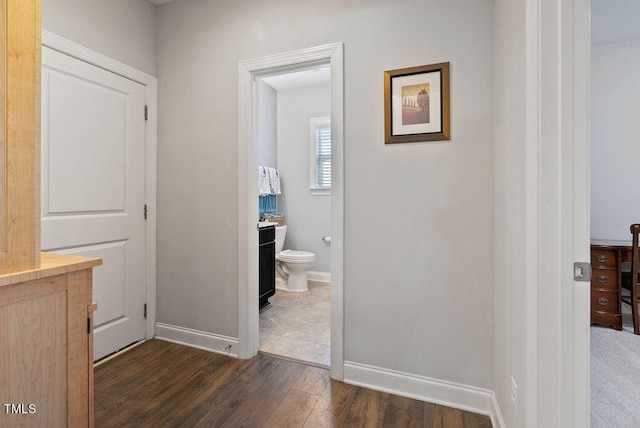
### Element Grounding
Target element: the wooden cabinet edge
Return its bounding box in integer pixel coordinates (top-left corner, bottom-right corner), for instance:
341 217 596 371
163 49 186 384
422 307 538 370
0 252 102 287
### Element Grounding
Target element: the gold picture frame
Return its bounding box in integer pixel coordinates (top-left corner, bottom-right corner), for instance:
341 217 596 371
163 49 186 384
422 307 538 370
384 62 450 144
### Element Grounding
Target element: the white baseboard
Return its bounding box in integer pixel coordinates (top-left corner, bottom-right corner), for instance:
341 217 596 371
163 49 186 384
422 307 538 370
154 323 239 358
152 323 506 426
491 392 507 428
307 271 331 283
344 361 504 427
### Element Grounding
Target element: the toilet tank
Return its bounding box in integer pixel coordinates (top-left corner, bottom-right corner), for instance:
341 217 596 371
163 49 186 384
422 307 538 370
275 225 287 253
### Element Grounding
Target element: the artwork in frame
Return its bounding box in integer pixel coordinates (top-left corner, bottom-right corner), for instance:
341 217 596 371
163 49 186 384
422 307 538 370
384 62 450 144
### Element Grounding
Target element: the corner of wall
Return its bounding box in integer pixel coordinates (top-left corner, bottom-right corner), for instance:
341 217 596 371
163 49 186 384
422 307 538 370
344 361 501 423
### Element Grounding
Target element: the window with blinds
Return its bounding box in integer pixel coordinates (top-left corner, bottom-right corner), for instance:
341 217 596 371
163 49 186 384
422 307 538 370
315 125 331 187
309 116 331 194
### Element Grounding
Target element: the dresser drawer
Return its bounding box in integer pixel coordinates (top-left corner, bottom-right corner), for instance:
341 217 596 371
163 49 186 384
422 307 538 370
591 290 619 313
591 268 618 289
591 249 617 268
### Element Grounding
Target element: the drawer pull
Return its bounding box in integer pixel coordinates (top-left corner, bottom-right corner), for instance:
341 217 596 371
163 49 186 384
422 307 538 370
597 275 608 283
597 297 609 306
597 254 609 263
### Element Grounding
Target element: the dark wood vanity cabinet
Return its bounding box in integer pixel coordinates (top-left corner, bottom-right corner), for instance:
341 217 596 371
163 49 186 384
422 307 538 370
259 225 276 308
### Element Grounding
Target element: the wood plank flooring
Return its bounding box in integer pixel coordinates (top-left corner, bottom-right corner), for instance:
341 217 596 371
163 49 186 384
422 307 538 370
94 339 493 428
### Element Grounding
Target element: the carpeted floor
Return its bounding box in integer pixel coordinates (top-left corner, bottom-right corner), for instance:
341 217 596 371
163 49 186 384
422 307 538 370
591 305 640 427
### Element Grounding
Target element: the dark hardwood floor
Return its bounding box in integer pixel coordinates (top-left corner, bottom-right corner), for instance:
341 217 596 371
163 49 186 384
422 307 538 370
94 339 493 428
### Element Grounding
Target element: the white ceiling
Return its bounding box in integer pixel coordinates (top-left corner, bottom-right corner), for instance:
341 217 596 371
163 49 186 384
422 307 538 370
148 0 174 5
591 0 640 44
261 65 331 91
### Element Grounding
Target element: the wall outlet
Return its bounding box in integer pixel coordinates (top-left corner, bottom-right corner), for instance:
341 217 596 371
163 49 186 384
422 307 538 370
510 376 518 418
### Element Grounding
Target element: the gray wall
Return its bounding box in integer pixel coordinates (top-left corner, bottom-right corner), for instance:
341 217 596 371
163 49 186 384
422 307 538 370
257 80 277 169
38 1 583 420
276 84 331 273
157 0 494 388
42 0 157 76
591 38 640 240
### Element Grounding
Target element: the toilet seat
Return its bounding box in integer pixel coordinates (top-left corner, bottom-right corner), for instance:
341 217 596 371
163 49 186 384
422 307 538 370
277 249 316 262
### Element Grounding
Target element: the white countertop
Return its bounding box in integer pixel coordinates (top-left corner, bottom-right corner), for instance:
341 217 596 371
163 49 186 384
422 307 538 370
258 221 278 228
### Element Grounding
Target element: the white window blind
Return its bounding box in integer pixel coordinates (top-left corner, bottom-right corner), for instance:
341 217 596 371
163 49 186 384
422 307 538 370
309 116 331 194
315 125 331 188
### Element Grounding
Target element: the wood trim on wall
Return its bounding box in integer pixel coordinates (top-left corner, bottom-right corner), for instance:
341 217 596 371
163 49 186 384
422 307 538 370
0 0 41 274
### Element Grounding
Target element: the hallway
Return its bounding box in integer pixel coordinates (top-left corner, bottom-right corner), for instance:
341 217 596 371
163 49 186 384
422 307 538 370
94 339 493 427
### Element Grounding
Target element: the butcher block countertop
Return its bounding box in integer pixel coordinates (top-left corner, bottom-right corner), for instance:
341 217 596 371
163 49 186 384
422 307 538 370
0 252 102 287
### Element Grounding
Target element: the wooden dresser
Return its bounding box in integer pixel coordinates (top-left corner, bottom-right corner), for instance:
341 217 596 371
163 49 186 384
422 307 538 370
590 240 632 330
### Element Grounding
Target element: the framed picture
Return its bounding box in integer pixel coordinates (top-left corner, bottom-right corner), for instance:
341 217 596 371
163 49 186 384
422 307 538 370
384 62 450 144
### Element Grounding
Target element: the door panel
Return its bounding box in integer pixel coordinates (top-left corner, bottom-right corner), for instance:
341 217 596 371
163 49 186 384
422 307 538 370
45 70 127 213
41 46 146 360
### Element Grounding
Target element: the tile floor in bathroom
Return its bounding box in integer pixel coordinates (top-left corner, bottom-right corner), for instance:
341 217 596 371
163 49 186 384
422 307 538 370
259 281 330 367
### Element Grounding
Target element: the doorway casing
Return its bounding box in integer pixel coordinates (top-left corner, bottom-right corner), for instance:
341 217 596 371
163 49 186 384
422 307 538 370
528 0 590 425
237 43 345 380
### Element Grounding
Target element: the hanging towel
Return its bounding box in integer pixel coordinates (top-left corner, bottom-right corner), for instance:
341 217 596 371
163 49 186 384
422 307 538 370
258 166 270 196
268 167 281 195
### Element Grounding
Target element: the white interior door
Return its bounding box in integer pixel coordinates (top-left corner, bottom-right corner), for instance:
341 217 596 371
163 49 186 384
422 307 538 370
41 46 147 361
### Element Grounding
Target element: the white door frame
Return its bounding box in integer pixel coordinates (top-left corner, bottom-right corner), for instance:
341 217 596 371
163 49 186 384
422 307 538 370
237 43 345 380
563 1 591 426
531 0 590 426
41 30 158 341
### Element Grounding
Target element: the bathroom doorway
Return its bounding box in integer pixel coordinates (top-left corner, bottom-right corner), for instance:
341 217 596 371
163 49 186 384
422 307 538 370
237 43 344 380
257 66 332 367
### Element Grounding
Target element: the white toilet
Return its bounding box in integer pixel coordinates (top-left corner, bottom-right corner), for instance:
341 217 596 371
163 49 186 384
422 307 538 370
275 225 316 292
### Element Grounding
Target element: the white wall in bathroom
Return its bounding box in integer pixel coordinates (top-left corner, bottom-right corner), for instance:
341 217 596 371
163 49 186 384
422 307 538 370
156 0 493 390
276 83 331 273
42 0 157 76
257 80 278 169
